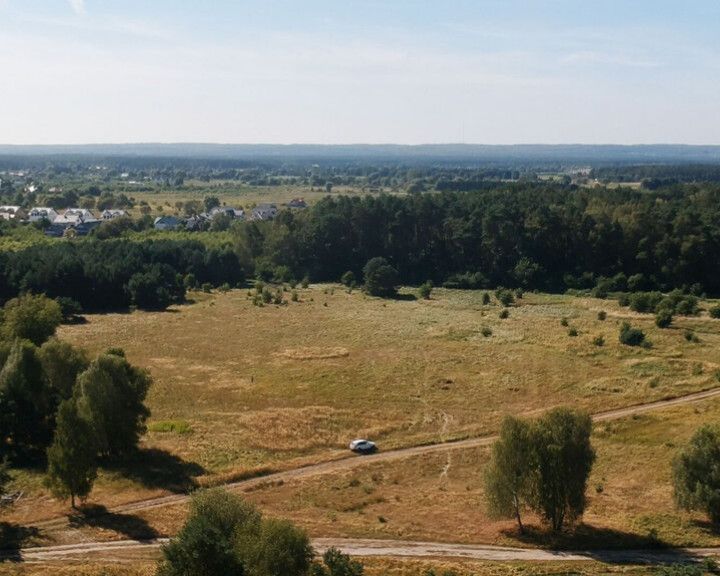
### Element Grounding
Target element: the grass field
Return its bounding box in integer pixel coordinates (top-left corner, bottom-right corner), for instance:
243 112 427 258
3 286 720 571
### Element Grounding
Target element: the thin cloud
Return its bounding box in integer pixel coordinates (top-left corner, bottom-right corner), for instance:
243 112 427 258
68 0 85 15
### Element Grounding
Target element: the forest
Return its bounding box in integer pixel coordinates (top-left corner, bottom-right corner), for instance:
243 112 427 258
1 179 720 311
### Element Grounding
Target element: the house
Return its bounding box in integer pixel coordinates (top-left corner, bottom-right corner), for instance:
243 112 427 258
28 207 59 223
0 206 27 221
44 224 66 238
74 220 103 236
209 206 245 220
252 203 278 220
154 216 179 230
101 209 130 220
288 197 307 209
55 208 97 226
185 214 208 231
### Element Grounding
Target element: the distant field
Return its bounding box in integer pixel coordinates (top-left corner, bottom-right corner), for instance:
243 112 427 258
4 287 720 558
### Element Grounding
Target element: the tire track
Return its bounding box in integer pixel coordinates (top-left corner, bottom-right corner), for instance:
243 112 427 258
30 387 720 529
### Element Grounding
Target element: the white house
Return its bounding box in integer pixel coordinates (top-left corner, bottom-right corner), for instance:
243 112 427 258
101 209 130 220
55 208 97 226
154 216 179 230
28 207 59 223
252 203 278 220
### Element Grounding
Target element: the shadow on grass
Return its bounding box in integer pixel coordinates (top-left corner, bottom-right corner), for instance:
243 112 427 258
105 448 205 493
0 523 43 563
69 505 158 541
502 523 715 565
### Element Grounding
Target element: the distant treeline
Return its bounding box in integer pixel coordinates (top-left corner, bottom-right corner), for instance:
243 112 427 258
2 182 720 310
593 164 720 183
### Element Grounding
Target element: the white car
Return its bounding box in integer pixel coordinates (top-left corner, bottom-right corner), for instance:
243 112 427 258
349 439 377 454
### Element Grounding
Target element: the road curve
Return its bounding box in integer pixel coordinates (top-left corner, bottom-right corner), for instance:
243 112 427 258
30 386 720 527
4 537 720 565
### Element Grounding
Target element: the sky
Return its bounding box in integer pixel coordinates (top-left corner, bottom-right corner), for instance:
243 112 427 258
1 0 719 145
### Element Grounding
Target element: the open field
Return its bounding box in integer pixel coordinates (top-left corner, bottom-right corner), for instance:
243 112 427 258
3 287 720 571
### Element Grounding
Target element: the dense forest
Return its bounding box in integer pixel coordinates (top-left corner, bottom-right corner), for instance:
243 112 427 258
2 181 720 311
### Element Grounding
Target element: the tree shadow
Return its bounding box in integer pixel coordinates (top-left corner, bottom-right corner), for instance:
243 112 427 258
69 504 158 541
504 522 669 551
104 448 205 493
0 523 43 563
502 523 713 565
390 292 418 301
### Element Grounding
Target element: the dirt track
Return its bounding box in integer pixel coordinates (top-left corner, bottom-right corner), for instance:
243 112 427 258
30 386 720 530
5 537 720 565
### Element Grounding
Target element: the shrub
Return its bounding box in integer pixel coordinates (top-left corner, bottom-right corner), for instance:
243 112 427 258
560 317 569 327
710 305 720 319
617 293 630 307
499 308 509 319
301 275 310 288
340 271 356 288
629 291 663 314
291 290 299 302
597 311 607 321
593 336 605 347
219 283 231 293
619 322 645 346
655 309 673 328
481 327 492 338
201 283 212 293
495 288 515 307
482 292 491 305
418 282 433 300
568 328 578 337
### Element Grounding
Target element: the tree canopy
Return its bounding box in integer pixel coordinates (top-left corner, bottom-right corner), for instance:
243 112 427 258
485 408 595 532
672 423 720 525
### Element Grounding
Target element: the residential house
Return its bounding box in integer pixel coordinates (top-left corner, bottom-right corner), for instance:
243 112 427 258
154 216 179 230
55 208 97 226
28 207 59 223
209 206 245 220
101 209 130 220
74 220 103 236
287 197 307 209
252 203 278 220
0 206 27 221
185 214 208 231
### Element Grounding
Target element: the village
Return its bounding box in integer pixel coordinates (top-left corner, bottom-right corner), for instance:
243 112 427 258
0 197 307 237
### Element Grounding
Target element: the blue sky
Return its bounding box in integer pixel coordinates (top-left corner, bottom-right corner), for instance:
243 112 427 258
1 0 719 144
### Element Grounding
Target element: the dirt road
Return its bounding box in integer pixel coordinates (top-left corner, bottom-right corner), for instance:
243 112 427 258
30 386 720 529
5 537 720 565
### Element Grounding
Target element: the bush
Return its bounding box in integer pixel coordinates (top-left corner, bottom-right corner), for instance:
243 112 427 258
481 327 492 338
499 308 509 319
482 292 491 305
560 317 569 327
619 322 645 346
495 288 515 307
568 327 578 337
710 305 720 319
593 336 605 347
341 271 356 288
629 291 663 314
201 283 212 293
418 282 433 300
363 257 399 298
617 293 630 307
291 290 299 302
597 311 607 321
655 308 673 328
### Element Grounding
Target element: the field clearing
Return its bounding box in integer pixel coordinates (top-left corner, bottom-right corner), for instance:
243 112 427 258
4 287 720 553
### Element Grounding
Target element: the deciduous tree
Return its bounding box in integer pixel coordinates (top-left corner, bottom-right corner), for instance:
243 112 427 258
46 400 97 508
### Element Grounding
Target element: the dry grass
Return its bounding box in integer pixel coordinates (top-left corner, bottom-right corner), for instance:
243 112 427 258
4 288 720 566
